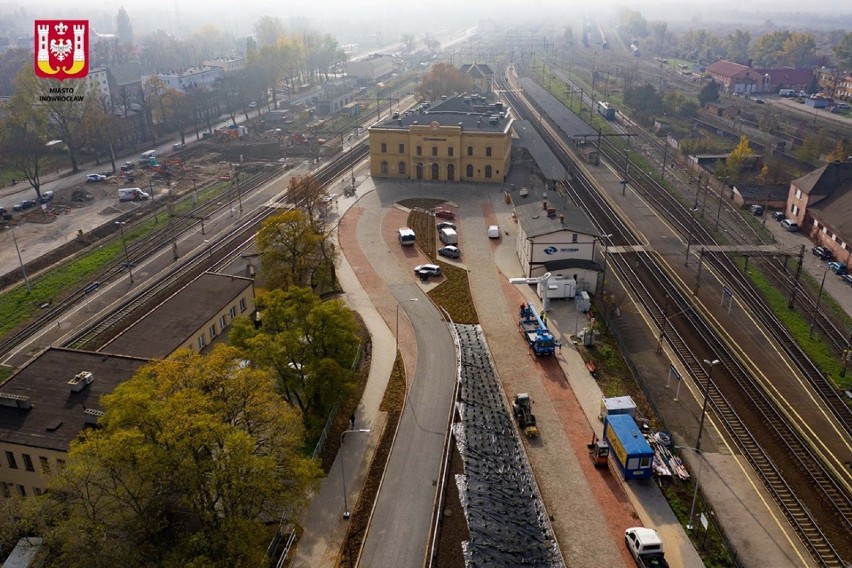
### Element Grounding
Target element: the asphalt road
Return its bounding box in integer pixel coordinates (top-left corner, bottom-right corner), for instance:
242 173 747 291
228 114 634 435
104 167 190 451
357 282 457 567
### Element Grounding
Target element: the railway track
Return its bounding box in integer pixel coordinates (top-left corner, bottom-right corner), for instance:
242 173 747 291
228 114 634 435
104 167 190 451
499 63 852 566
1 145 368 357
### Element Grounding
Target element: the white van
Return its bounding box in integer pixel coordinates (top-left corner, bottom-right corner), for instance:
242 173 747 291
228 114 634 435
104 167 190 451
439 227 458 245
118 187 150 202
398 227 416 246
488 225 500 239
139 150 157 164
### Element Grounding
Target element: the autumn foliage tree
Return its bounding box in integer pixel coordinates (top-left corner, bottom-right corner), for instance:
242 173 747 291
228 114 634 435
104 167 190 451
21 346 319 568
229 287 360 436
417 63 472 102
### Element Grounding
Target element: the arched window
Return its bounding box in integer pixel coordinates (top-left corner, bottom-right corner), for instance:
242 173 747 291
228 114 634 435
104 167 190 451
399 162 406 175
466 164 474 178
380 161 389 175
431 163 440 180
485 165 492 179
447 164 455 181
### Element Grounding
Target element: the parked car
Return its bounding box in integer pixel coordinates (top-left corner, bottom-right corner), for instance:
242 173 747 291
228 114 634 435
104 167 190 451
828 261 848 275
433 208 455 220
771 211 786 221
38 190 54 204
0 207 7 216
86 173 106 182
780 219 799 232
811 246 834 261
13 199 37 211
248 101 257 108
172 142 185 150
754 99 766 104
438 245 461 259
841 274 852 286
436 221 456 231
414 264 442 277
748 204 764 216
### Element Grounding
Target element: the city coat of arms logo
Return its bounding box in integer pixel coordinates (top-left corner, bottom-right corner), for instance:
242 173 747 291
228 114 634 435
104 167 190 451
34 20 89 80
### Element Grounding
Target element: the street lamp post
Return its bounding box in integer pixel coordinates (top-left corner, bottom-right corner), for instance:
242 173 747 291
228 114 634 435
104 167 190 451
396 298 419 355
677 445 706 531
715 177 728 232
596 234 613 295
115 221 133 283
340 428 371 519
7 226 31 293
695 358 720 452
809 269 828 339
622 149 630 195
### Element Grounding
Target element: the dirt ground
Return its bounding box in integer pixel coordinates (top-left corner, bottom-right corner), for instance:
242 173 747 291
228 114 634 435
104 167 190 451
0 146 249 285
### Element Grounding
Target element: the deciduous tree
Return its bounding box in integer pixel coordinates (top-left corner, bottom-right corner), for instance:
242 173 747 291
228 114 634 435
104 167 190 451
29 346 318 568
726 30 751 64
230 287 360 435
256 207 337 291
833 32 852 69
418 63 472 102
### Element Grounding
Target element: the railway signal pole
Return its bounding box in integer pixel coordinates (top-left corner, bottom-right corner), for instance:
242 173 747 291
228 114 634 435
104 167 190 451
787 245 806 309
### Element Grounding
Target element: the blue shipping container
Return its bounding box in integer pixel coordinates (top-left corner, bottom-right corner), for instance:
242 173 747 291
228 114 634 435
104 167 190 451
603 414 654 480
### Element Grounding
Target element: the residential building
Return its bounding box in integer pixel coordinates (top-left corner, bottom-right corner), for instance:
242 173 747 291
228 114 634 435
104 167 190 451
368 96 512 183
347 54 394 82
817 68 852 101
514 201 602 290
86 67 111 109
706 60 813 95
203 57 246 75
0 348 150 498
785 161 852 262
99 272 255 360
142 66 223 93
459 63 494 94
317 79 359 115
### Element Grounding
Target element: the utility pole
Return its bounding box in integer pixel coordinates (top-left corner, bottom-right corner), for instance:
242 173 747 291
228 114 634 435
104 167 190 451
694 248 705 295
788 245 806 309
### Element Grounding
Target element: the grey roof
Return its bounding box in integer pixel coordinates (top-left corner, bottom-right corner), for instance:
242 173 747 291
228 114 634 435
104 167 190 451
514 201 600 238
518 77 596 140
804 179 852 238
0 348 149 452
101 272 253 360
513 120 567 181
106 62 147 86
371 96 512 133
459 63 494 78
793 161 852 196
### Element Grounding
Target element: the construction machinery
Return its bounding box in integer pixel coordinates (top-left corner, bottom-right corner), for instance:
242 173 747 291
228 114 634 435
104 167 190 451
519 303 556 356
513 393 539 438
587 431 610 467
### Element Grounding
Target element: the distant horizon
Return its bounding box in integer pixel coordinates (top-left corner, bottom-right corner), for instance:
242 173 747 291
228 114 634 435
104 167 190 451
3 0 851 42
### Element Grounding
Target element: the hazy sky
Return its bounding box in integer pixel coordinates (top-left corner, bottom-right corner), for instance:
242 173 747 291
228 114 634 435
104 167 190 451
12 0 852 41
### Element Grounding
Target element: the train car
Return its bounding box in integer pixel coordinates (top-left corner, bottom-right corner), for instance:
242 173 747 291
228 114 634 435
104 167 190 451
597 101 616 120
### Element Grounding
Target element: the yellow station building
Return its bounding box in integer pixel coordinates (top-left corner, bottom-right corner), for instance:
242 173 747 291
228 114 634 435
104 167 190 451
369 96 513 184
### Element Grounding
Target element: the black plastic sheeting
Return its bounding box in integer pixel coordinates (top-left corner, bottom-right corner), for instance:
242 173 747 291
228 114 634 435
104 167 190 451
452 324 564 568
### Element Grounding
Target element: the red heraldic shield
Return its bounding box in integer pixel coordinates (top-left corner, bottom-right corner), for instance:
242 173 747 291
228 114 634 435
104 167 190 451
34 20 90 80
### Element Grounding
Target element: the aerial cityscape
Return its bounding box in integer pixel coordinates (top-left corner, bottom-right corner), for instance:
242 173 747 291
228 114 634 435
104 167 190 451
0 1 851 567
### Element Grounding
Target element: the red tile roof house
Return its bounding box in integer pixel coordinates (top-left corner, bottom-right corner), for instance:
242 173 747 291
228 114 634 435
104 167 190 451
786 161 852 262
707 60 813 95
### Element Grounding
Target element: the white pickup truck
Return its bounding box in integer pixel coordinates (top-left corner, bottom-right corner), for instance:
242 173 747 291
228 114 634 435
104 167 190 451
625 527 669 568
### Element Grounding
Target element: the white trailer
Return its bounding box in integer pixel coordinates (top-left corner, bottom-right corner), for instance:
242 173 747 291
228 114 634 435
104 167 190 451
537 278 577 300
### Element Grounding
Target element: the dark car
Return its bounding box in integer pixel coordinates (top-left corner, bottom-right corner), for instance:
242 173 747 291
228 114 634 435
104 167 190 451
828 261 848 275
771 211 786 221
38 191 54 204
433 208 455 220
14 199 36 211
438 245 461 259
748 204 764 216
0 207 6 216
437 221 457 231
812 246 834 261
